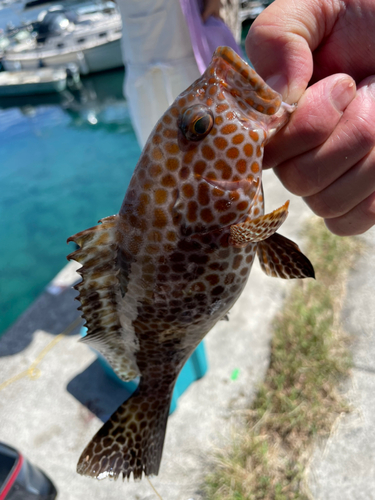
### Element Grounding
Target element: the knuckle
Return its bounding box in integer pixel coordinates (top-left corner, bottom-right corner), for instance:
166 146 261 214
351 117 375 153
304 192 340 219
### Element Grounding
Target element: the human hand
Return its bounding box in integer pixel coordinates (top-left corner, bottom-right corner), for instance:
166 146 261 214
246 0 375 236
202 0 222 22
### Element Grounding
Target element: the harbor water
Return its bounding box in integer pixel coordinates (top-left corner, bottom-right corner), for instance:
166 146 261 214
0 67 141 335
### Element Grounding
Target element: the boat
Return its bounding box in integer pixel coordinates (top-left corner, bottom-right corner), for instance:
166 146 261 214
0 66 77 95
2 2 123 75
239 0 270 22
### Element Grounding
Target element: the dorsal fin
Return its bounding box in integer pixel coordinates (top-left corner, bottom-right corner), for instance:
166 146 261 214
67 216 140 381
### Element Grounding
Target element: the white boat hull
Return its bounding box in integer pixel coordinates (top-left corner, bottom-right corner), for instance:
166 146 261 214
3 38 123 74
0 68 67 96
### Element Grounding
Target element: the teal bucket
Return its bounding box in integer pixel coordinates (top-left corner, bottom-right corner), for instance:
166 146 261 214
80 327 208 414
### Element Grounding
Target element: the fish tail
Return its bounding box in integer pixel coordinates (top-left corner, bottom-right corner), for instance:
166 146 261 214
77 384 172 480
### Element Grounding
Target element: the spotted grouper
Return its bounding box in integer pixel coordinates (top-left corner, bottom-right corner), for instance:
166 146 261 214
67 46 314 481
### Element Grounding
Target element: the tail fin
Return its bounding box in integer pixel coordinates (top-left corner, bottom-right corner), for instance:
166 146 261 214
77 386 172 480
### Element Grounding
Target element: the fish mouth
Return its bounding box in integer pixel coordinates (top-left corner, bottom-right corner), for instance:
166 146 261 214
212 46 283 117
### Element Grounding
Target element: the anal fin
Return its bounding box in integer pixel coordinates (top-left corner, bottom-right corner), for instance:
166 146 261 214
257 232 315 279
230 201 289 247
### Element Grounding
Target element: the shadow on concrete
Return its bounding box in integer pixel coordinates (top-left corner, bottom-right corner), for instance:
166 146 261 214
0 287 82 357
67 359 135 422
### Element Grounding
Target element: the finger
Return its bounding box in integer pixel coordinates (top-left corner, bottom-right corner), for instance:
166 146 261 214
274 78 375 197
263 74 356 170
305 147 375 219
324 191 375 236
246 0 342 102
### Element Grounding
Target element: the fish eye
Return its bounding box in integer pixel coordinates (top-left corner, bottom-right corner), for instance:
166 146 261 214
179 105 214 141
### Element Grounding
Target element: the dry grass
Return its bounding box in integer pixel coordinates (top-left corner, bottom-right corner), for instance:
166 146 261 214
205 218 363 500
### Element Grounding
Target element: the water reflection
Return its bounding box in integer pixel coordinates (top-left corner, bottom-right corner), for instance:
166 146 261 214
0 67 131 132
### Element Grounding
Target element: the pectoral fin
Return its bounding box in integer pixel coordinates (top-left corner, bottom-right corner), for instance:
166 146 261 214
230 201 289 247
257 232 315 279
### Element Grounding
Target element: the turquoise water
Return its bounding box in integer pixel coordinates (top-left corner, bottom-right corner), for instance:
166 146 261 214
0 69 141 334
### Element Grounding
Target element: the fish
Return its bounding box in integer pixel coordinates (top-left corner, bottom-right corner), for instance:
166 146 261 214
67 46 314 481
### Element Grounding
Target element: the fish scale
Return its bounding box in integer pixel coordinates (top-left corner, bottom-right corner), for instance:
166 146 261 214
67 46 314 481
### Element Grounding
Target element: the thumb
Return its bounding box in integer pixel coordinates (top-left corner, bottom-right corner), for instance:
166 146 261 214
245 0 326 103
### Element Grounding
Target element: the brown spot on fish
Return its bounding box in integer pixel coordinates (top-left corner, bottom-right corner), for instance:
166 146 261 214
166 157 179 171
194 160 206 176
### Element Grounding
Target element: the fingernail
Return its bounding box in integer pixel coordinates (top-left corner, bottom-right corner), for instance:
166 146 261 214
265 74 289 99
330 77 356 112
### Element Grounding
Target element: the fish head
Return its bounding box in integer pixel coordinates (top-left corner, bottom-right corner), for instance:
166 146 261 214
121 46 294 238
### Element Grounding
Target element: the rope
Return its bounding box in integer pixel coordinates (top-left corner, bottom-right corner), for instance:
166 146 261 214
146 477 164 500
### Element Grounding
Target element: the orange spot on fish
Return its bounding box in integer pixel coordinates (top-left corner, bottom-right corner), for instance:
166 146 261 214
249 130 259 142
149 164 162 178
170 107 179 117
182 183 194 198
183 149 197 164
213 137 228 150
236 159 247 174
243 144 254 157
166 158 179 171
232 134 244 145
251 162 260 174
154 189 168 204
187 201 198 222
194 160 206 176
202 145 216 160
165 143 180 155
152 134 162 145
200 207 214 223
221 124 237 134
152 147 163 161
153 208 168 228
216 103 229 113
219 212 236 225
226 147 239 159
161 174 176 188
163 128 178 139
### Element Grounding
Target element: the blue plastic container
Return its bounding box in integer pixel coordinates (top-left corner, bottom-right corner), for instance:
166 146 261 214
80 327 208 414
